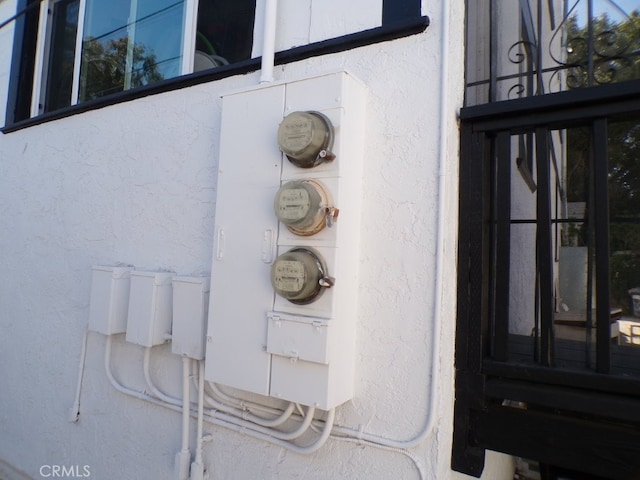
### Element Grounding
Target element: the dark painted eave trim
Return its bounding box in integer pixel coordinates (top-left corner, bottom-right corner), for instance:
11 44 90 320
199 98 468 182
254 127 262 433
2 15 429 134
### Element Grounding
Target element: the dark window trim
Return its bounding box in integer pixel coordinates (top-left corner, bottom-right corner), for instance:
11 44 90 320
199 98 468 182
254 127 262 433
382 0 421 24
2 13 429 133
5 0 40 126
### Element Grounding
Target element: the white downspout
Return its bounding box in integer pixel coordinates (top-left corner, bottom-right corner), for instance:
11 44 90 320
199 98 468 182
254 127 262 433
259 0 278 83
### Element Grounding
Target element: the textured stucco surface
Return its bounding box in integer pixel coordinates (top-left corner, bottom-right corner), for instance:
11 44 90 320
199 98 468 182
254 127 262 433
0 1 514 479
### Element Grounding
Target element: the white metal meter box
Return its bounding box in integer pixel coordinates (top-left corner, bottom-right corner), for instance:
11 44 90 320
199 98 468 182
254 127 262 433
171 276 210 359
125 271 174 347
206 71 366 409
88 265 132 335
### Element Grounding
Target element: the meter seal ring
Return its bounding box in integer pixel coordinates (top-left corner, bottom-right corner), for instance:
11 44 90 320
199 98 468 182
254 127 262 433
271 247 334 305
275 179 334 236
278 111 335 169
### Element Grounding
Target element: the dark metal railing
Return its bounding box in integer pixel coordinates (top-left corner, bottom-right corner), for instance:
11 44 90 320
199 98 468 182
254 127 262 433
453 79 640 479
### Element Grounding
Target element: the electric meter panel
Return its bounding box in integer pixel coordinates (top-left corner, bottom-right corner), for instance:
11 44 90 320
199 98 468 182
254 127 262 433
277 111 335 168
207 71 366 409
270 248 334 304
274 179 337 236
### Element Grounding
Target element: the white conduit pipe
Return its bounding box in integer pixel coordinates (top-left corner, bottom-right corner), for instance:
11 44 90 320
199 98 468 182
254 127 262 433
205 380 296 426
68 325 89 423
174 357 191 480
206 408 336 455
259 0 278 83
144 347 183 407
105 337 332 455
190 361 206 480
105 336 183 414
315 2 452 452
203 382 296 428
181 358 191 450
204 392 314 441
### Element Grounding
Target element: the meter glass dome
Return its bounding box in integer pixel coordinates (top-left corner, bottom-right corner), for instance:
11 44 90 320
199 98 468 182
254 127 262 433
270 248 331 304
277 111 335 168
274 180 331 236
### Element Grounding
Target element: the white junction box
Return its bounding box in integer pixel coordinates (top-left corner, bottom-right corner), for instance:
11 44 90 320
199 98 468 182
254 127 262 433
125 271 174 347
206 71 366 409
88 265 132 335
171 276 210 360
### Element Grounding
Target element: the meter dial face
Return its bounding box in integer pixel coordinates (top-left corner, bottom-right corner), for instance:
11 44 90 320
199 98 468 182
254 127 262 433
277 111 335 168
270 248 331 304
274 180 332 236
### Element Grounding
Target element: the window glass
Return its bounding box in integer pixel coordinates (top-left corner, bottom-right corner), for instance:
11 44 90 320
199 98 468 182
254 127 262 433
44 0 79 112
79 0 186 101
194 0 255 71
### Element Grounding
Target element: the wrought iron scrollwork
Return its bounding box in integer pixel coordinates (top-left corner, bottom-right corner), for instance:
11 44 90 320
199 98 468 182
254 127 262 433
467 0 640 104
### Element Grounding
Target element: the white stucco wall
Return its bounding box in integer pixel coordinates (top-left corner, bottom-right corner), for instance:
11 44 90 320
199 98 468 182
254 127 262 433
0 1 514 479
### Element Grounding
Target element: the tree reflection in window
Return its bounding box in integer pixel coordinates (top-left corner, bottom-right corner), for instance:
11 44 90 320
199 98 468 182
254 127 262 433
80 37 163 100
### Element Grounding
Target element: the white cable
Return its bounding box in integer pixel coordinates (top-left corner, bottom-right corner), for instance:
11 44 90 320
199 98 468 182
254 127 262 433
143 347 183 407
68 325 89 422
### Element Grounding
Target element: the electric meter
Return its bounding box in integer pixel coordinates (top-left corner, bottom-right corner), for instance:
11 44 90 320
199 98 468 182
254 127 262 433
277 111 335 168
270 248 334 304
274 179 338 236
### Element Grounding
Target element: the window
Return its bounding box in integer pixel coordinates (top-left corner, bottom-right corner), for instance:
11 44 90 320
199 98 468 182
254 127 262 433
5 0 256 123
43 0 79 112
79 0 186 102
4 0 427 130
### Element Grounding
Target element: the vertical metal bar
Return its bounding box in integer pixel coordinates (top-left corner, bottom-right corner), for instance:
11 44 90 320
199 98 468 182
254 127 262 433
536 0 544 95
493 132 511 361
586 143 595 367
453 129 488 478
587 0 594 86
592 118 611 374
536 126 554 367
489 0 497 102
460 125 490 372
